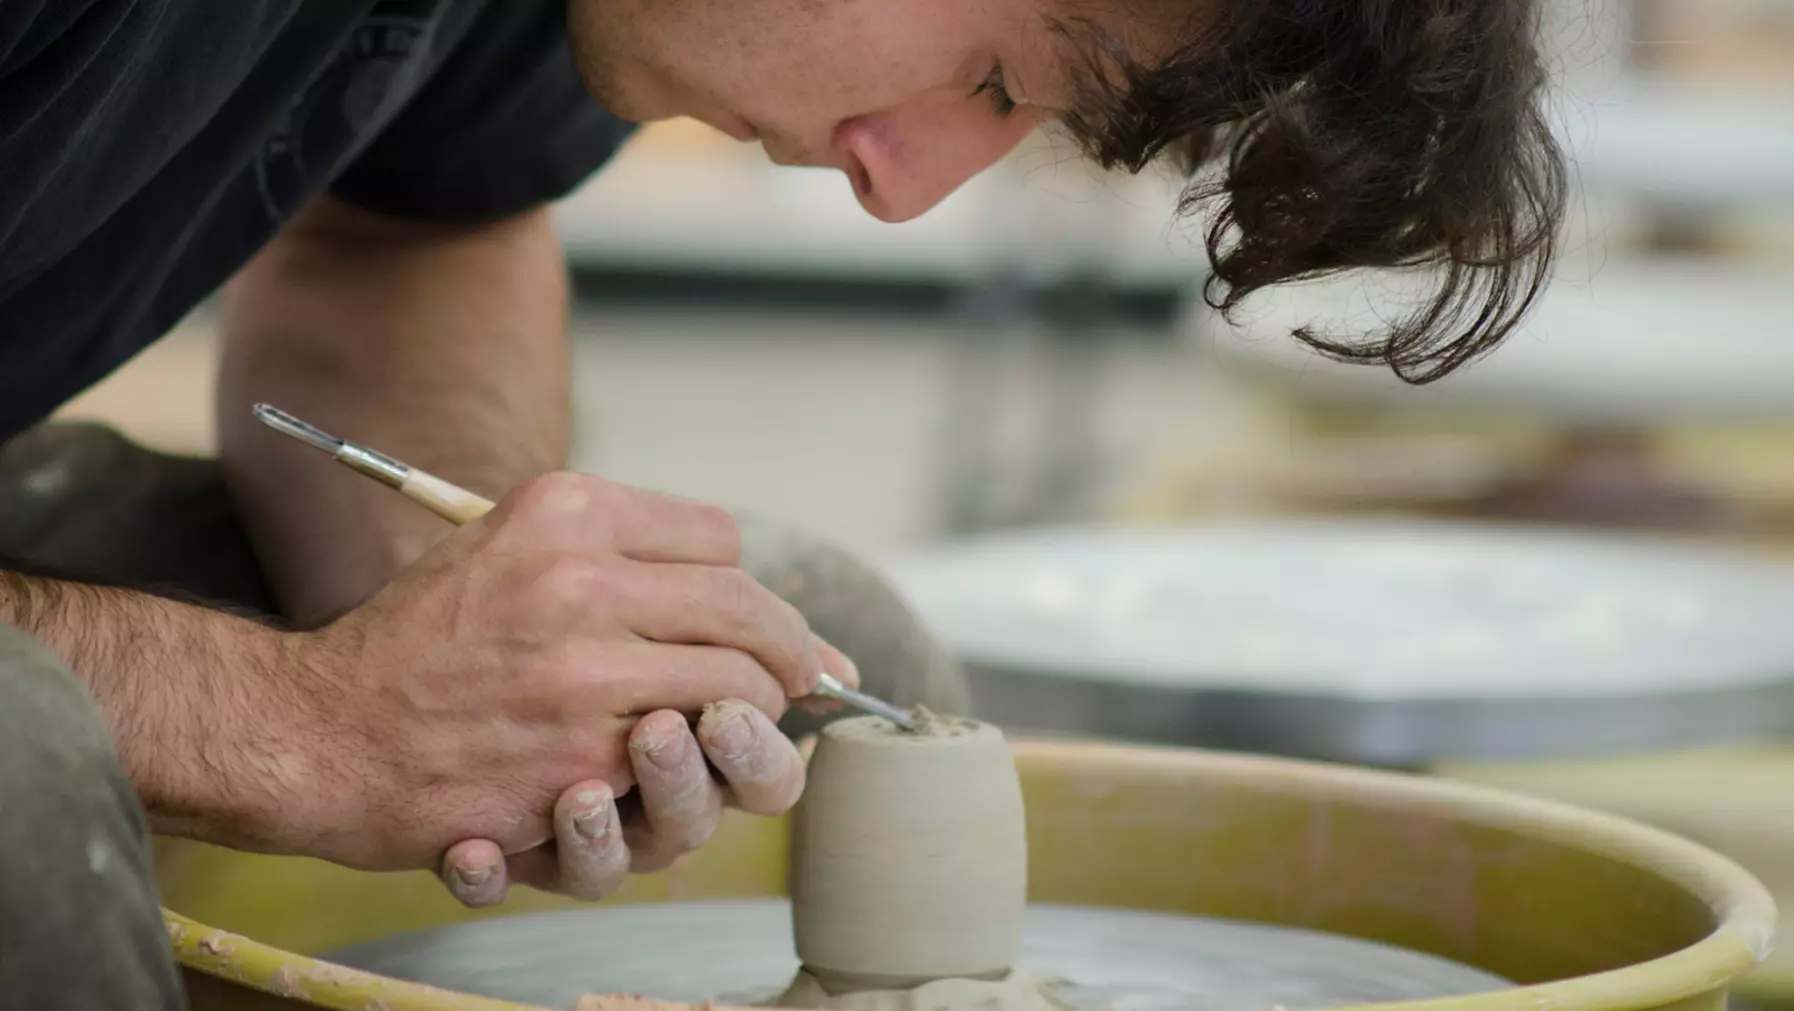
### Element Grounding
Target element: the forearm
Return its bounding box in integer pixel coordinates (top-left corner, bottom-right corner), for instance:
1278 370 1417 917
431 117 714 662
217 196 572 626
0 570 298 845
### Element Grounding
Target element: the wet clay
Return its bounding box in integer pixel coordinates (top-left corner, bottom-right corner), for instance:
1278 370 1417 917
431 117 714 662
782 712 1028 1005
773 967 1074 1011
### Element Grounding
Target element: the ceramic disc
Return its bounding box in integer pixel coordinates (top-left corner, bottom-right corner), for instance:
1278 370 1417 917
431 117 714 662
323 900 1510 1011
878 518 1794 762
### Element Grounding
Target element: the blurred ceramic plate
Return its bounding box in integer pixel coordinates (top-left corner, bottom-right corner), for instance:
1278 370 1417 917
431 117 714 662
882 518 1794 701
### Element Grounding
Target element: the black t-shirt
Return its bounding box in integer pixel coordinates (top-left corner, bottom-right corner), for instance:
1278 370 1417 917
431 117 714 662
0 0 636 440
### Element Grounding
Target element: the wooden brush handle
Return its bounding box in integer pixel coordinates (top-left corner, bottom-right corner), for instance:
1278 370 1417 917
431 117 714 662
399 469 495 526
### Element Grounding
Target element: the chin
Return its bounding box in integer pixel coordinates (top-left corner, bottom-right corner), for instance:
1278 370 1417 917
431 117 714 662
589 78 670 125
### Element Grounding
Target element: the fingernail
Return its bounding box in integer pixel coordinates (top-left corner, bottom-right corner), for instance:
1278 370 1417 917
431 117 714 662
632 729 686 771
806 634 828 686
573 803 610 841
710 710 754 759
455 864 493 888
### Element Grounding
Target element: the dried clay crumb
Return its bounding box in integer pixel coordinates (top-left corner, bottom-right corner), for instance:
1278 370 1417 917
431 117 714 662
575 995 698 1011
271 966 306 999
771 969 1076 1011
904 706 976 738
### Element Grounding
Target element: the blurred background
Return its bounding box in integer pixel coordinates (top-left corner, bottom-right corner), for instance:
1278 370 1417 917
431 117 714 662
62 2 1794 999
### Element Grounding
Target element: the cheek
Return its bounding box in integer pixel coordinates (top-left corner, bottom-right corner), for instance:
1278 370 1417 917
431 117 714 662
566 0 694 119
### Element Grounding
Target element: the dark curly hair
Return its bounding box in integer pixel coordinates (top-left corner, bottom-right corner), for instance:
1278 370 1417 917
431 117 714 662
1057 0 1568 383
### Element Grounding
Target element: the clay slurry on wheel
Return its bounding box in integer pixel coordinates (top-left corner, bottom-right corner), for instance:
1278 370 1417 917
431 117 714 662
320 901 1513 1011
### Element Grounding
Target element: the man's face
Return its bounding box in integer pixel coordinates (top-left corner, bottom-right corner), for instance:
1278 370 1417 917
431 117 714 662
567 0 1102 223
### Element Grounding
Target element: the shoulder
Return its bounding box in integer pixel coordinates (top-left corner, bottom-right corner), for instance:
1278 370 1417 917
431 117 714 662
2 0 140 75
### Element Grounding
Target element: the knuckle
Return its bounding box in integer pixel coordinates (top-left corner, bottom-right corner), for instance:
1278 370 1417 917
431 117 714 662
510 472 602 527
718 571 807 646
524 555 605 613
714 567 766 618
692 502 741 554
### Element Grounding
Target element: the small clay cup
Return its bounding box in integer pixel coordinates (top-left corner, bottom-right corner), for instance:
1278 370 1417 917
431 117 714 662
789 715 1027 988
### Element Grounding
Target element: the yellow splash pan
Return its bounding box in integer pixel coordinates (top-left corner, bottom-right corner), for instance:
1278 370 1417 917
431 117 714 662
157 740 1777 1011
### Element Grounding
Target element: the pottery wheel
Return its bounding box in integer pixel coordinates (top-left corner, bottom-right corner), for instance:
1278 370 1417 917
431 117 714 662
322 900 1509 1011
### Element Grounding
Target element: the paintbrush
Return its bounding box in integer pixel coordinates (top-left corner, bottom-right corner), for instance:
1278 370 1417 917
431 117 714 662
251 403 916 731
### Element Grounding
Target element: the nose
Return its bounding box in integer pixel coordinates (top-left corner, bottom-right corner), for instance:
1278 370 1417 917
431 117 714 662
833 100 1039 223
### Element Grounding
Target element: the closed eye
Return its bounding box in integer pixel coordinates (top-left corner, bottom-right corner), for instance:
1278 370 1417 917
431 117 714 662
972 65 1018 118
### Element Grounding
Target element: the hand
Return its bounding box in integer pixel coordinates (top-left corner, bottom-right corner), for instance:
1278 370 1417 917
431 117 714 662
437 637 859 907
265 472 855 883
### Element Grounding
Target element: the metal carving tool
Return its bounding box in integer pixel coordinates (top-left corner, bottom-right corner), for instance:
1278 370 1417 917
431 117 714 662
252 403 915 730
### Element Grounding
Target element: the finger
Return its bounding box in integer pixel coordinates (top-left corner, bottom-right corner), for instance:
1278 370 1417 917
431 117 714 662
440 838 509 909
795 637 859 714
819 638 860 690
608 490 742 567
626 711 725 873
506 781 633 901
505 779 636 898
698 700 806 816
610 643 789 722
615 561 819 697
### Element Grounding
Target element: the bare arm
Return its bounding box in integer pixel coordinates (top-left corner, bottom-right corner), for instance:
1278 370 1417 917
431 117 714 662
0 570 304 847
216 195 573 626
0 475 823 884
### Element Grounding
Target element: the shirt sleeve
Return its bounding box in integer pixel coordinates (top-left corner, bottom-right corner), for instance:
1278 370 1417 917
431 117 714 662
329 0 636 224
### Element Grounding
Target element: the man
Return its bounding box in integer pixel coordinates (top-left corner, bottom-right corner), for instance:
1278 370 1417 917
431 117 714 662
0 0 1566 1005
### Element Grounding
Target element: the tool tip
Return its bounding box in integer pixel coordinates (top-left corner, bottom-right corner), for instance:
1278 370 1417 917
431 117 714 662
815 673 916 731
252 404 344 457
